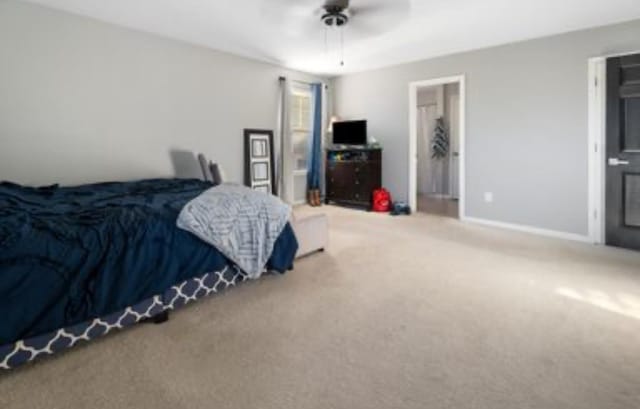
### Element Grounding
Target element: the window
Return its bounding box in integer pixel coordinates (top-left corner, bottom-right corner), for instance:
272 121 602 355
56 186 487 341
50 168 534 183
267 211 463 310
290 90 312 172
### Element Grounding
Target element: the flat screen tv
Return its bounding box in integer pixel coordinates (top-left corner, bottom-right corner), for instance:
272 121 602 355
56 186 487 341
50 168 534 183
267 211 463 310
333 120 367 146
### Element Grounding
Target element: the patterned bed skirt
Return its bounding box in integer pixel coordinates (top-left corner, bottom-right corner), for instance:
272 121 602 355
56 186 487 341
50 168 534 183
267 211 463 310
0 266 246 370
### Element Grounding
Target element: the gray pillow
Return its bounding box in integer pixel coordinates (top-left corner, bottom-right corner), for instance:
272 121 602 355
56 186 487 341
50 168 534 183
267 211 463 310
209 162 222 186
197 153 213 182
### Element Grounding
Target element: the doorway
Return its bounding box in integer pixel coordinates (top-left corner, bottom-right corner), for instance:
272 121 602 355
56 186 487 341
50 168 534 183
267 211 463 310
409 76 466 218
588 52 640 250
605 54 640 250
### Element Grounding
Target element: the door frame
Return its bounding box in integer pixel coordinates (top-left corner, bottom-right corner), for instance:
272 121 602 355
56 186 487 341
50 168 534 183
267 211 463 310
408 75 466 218
588 50 640 245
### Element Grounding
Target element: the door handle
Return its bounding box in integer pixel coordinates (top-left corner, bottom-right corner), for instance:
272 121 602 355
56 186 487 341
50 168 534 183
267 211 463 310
608 158 630 166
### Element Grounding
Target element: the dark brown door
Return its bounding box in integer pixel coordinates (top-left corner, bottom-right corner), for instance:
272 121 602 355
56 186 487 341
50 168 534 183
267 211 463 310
606 54 640 250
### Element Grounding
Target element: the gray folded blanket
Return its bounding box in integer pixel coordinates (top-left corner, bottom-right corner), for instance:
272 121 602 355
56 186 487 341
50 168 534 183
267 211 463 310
177 184 291 279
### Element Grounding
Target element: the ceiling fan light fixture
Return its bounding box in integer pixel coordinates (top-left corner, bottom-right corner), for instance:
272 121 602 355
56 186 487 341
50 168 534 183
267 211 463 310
321 6 349 27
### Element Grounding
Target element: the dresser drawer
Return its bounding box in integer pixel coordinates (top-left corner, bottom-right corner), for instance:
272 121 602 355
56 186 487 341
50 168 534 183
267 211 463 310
351 190 370 204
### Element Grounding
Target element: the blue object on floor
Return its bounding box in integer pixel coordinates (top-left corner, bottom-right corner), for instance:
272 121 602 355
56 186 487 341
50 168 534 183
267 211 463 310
390 202 412 216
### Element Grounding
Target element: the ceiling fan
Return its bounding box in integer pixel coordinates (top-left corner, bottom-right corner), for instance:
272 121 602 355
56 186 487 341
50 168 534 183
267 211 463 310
264 0 411 65
320 0 351 28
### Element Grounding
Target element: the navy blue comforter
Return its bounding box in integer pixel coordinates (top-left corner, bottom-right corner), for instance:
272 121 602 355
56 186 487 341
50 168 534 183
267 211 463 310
0 179 298 345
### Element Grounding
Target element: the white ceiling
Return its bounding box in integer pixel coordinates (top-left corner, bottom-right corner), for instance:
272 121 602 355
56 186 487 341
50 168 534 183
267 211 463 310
22 0 640 76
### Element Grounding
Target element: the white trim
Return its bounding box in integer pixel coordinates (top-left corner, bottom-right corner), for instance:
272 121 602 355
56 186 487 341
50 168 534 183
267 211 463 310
321 83 328 197
587 57 606 245
464 217 592 243
408 75 466 219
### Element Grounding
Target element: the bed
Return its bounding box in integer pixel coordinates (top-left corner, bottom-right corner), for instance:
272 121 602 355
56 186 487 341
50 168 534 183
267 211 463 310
0 179 298 369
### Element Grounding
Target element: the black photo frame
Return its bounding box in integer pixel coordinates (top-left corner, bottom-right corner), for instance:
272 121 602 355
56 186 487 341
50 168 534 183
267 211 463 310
244 129 275 195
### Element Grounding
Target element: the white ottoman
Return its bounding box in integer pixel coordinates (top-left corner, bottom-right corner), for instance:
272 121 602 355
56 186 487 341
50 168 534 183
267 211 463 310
291 212 328 258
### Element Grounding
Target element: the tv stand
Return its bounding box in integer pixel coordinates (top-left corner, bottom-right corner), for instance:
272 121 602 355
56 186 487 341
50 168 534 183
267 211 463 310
325 147 382 209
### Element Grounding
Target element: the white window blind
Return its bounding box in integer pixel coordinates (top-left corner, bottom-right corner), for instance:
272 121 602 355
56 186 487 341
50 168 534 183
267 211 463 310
290 90 313 173
291 92 312 132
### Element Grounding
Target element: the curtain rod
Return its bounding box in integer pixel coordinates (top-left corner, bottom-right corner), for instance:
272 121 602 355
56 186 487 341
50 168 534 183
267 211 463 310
279 76 328 89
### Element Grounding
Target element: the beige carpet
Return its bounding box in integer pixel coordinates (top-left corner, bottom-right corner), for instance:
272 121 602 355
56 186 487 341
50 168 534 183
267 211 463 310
1 206 640 409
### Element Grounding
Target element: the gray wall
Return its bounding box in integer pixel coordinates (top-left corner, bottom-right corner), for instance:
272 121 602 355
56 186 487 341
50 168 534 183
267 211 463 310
333 19 640 236
0 1 323 186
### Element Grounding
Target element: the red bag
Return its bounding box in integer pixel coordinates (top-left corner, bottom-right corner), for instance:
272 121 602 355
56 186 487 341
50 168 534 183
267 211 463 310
372 188 392 212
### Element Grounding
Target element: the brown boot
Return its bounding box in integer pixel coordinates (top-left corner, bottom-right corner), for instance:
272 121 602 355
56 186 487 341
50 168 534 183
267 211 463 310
314 189 322 206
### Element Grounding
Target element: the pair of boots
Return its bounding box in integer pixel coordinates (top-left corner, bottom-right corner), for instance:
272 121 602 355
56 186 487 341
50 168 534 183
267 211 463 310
307 189 322 207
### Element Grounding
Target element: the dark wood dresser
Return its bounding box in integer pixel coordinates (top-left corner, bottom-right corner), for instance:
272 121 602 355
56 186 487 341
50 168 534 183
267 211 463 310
325 147 382 209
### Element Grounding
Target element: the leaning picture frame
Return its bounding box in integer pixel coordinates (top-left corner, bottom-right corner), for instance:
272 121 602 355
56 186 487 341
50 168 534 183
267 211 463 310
244 129 275 195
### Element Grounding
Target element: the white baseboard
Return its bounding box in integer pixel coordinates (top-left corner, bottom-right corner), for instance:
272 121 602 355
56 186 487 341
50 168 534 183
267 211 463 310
462 216 593 243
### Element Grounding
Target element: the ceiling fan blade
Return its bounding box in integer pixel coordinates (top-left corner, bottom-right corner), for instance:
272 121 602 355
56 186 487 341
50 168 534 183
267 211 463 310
348 0 410 33
349 0 410 17
345 18 386 37
326 0 350 9
265 0 319 15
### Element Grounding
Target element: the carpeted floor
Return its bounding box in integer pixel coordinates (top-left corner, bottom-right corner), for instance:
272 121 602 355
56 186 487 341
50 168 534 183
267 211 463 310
1 205 639 409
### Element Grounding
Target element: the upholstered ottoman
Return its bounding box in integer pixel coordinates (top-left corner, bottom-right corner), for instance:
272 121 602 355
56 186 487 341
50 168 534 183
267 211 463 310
291 212 328 258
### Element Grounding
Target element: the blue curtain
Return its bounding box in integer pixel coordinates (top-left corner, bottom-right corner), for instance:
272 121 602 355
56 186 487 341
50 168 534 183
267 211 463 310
307 83 323 190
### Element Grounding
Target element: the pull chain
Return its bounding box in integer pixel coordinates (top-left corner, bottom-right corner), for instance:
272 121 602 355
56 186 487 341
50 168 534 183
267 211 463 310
340 26 344 66
324 25 328 55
